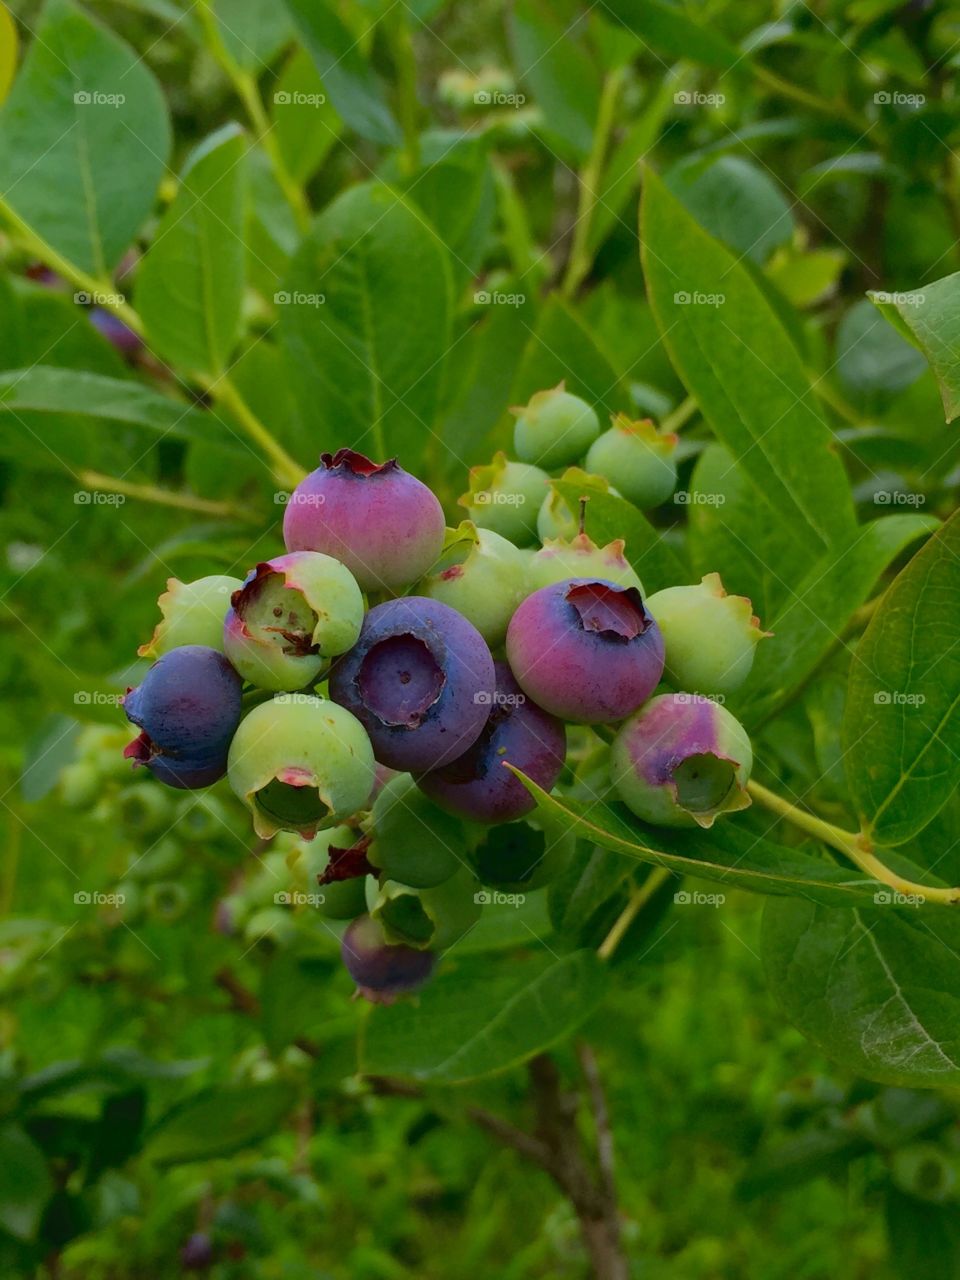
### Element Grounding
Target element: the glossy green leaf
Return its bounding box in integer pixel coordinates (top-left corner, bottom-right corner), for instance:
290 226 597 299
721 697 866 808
213 0 294 71
361 949 607 1083
0 0 170 275
271 46 340 184
137 125 247 378
739 514 938 727
0 1123 52 1240
666 156 794 264
145 1082 297 1164
843 511 960 846
601 0 741 69
763 896 960 1088
641 169 856 572
0 3 17 107
869 273 960 421
510 0 601 157
280 182 453 467
511 296 629 418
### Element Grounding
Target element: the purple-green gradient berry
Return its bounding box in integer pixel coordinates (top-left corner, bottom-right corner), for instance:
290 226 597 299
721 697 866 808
328 597 495 772
227 694 375 838
585 415 679 508
458 451 549 546
282 449 445 592
416 662 566 823
123 645 242 790
138 574 241 660
611 693 753 828
418 522 528 647
223 551 363 692
512 382 600 469
506 579 664 724
341 913 437 1002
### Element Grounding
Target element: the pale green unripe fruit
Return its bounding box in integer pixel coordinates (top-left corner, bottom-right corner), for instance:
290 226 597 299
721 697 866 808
138 574 242 659
367 863 482 950
537 468 619 543
284 824 369 920
646 573 770 696
418 522 528 646
459 451 550 546
528 533 644 594
586 415 679 508
512 383 600 469
228 694 375 839
368 773 465 888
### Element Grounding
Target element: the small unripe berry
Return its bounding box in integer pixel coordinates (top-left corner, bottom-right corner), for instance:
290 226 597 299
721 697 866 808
368 863 482 951
368 772 465 887
507 579 664 723
611 693 753 828
283 450 445 591
512 382 600 469
528 533 644 595
341 913 436 1002
458 451 549 546
288 824 369 919
138 575 242 660
537 468 619 543
471 820 573 892
223 552 363 692
585 415 678 508
646 574 769 696
227 694 375 838
329 597 495 772
418 522 529 647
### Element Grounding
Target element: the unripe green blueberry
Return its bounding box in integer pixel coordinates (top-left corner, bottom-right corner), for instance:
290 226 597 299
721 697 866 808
145 880 191 923
537 468 619 543
891 1144 958 1204
59 760 100 809
138 574 242 659
124 837 183 882
646 573 770 696
117 783 171 835
612 693 753 828
224 552 364 692
174 792 232 843
368 863 482 950
471 820 574 892
458 451 549 546
368 773 465 888
528 533 644 595
512 382 600 469
228 694 375 839
418 522 529 647
585 415 679 508
289 824 369 920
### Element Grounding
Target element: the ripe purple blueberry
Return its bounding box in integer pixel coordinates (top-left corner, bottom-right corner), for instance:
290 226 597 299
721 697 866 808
329 597 495 771
282 449 445 591
341 913 436 1003
123 645 242 789
416 662 567 823
506 579 664 723
611 693 753 828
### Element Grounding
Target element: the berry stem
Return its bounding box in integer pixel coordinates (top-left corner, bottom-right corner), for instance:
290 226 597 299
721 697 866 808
203 373 307 489
597 866 673 961
77 469 252 519
660 394 698 434
747 780 960 906
562 66 626 299
387 7 422 176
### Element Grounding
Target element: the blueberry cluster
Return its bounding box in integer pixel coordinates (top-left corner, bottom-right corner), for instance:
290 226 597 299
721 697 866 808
122 408 769 1002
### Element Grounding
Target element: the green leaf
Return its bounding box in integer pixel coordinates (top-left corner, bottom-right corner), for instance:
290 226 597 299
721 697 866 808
601 0 741 69
145 1082 296 1164
836 298 926 398
0 1123 52 1241
283 0 399 146
0 3 18 107
213 0 294 71
280 182 453 467
20 715 81 803
271 46 341 184
553 481 688 595
511 296 629 418
641 169 856 572
869 273 960 421
665 156 794 265
842 511 960 846
763 897 960 1088
0 0 170 276
510 0 601 157
360 950 607 1083
513 773 885 907
738 514 938 727
136 125 247 378
886 1188 960 1280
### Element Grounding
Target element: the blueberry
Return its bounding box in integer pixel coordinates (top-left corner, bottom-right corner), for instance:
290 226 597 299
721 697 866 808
227 694 375 838
537 468 620 543
138 575 241 660
528 533 644 594
181 1231 214 1270
341 913 436 1003
223 552 363 692
506 579 664 723
368 772 465 887
367 863 482 951
471 819 573 892
123 645 243 790
458 451 549 546
512 383 600 469
418 522 529 647
585 415 679 508
645 574 770 696
416 662 566 823
328 597 495 771
283 449 445 592
290 823 370 919
611 693 753 827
